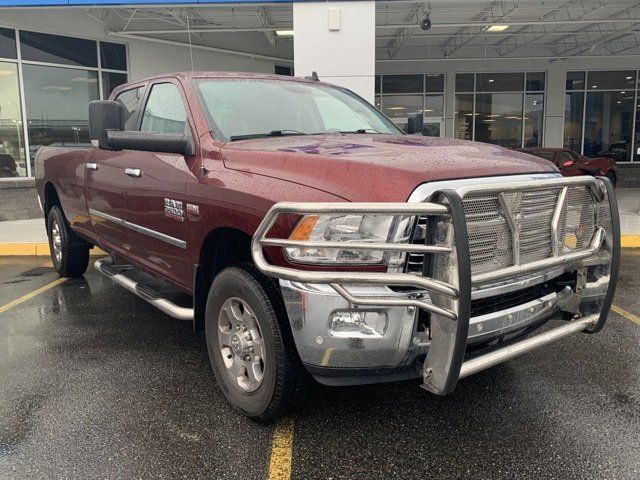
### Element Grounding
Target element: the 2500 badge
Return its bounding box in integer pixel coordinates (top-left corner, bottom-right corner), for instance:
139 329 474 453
164 198 184 222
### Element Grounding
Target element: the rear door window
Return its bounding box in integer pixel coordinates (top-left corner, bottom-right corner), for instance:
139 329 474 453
114 86 145 130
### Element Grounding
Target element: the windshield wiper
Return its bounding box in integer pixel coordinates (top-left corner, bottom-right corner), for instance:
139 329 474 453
230 129 307 141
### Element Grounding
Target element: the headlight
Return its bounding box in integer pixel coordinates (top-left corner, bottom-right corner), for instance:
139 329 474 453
285 214 414 265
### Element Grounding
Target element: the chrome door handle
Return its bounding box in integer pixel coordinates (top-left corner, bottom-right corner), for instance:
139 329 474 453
85 163 98 171
124 168 142 178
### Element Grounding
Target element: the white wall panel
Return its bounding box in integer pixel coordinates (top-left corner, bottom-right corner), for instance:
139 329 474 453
294 1 375 103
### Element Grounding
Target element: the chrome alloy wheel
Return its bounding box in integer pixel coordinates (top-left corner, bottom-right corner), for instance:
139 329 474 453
217 297 266 392
51 220 62 264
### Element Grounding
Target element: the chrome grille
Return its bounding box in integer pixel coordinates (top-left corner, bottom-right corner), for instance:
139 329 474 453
407 184 598 277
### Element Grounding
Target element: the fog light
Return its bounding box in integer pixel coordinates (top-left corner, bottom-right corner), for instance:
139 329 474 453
329 310 388 338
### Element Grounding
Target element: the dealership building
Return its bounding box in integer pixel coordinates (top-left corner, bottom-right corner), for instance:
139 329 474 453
1 0 640 220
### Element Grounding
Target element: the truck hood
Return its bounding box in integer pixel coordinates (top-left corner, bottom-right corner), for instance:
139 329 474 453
221 134 557 202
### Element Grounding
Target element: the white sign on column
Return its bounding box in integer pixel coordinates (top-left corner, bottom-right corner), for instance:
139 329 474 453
293 1 376 104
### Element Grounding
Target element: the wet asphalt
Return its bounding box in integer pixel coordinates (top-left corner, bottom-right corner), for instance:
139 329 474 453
0 253 639 479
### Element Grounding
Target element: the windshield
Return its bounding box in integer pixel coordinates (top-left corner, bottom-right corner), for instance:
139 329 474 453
196 78 402 141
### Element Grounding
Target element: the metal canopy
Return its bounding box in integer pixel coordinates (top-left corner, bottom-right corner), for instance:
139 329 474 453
3 1 639 62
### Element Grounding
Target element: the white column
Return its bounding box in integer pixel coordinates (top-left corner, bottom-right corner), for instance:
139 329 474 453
543 63 567 148
293 1 375 104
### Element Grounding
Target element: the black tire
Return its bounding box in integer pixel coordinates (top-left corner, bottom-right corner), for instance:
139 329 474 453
605 171 617 189
47 205 90 277
205 264 309 422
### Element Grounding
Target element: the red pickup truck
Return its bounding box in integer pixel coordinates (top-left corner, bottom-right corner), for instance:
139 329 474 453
35 72 620 421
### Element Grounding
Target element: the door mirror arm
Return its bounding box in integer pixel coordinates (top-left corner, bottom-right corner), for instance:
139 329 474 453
107 131 195 156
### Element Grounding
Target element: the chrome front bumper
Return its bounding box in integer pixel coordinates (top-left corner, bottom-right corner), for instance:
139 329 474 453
251 176 620 393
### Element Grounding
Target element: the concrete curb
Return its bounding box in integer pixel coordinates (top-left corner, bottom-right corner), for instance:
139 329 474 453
0 243 106 256
0 239 638 256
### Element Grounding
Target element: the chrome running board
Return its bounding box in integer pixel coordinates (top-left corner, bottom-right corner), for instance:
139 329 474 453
94 257 193 321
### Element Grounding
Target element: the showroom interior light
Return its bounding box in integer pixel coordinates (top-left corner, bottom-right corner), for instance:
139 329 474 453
276 30 294 37
485 25 510 32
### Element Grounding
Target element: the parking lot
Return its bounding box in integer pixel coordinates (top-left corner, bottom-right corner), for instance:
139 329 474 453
0 252 639 479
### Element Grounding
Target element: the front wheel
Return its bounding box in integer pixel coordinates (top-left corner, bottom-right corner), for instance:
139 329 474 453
205 264 309 421
47 205 90 277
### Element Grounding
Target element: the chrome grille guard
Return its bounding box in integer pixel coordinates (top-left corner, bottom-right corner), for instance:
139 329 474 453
251 177 620 396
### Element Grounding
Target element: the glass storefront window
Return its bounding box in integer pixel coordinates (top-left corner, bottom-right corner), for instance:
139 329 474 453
565 70 640 160
0 28 17 60
454 72 544 148
381 95 423 132
375 74 446 136
584 90 634 161
20 30 97 68
564 91 584 153
587 71 635 91
474 93 523 148
454 94 473 140
566 72 585 91
0 62 26 177
524 94 544 147
476 73 524 92
424 95 444 117
425 74 444 93
455 73 474 92
99 42 127 71
23 64 99 170
0 27 129 180
102 72 128 99
526 72 545 92
382 75 423 94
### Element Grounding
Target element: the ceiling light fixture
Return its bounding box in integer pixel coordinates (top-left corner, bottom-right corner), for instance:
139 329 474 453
276 30 294 37
486 25 510 32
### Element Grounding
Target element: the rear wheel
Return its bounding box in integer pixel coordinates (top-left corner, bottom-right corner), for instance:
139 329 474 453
47 205 90 277
205 264 309 421
605 171 617 189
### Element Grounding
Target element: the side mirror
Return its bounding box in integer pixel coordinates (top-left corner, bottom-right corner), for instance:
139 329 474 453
89 100 124 149
406 113 424 135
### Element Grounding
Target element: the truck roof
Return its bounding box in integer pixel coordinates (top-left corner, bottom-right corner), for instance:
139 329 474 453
120 71 332 90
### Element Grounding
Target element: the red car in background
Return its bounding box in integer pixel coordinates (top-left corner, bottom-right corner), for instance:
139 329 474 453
518 148 618 188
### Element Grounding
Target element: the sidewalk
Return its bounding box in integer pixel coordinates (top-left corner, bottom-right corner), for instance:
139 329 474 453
0 189 639 255
618 188 640 236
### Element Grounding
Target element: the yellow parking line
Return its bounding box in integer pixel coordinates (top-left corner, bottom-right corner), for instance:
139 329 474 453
0 277 68 315
0 243 106 256
320 348 335 366
267 417 295 480
612 305 640 326
621 236 640 248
